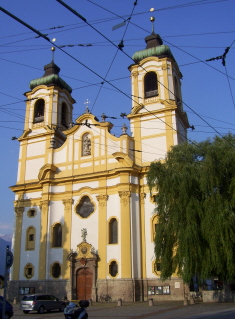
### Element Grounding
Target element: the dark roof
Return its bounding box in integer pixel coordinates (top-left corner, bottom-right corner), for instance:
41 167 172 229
29 61 72 93
132 33 175 63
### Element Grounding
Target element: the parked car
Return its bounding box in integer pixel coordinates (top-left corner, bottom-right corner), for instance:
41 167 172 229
0 296 14 319
20 293 66 314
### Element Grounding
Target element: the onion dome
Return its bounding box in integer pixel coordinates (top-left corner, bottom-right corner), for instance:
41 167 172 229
132 33 175 63
29 61 72 93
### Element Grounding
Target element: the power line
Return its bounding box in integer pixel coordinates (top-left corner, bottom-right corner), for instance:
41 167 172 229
1 4 234 150
206 39 235 108
90 0 138 112
54 1 227 147
1 1 231 41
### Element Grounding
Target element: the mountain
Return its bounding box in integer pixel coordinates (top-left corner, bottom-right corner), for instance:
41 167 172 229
0 234 12 242
0 237 12 276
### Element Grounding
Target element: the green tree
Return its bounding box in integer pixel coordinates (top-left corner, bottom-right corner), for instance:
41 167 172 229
147 134 235 284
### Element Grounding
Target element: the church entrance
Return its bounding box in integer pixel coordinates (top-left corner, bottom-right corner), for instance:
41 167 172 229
76 267 93 300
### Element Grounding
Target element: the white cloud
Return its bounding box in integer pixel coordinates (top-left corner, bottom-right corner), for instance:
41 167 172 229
0 223 13 232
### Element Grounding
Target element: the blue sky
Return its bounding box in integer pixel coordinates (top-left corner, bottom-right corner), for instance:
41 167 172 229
0 0 235 235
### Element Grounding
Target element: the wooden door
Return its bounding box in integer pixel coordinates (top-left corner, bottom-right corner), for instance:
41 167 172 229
76 268 92 300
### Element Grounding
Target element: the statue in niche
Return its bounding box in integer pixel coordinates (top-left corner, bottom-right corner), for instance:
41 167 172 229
81 228 87 242
83 134 91 156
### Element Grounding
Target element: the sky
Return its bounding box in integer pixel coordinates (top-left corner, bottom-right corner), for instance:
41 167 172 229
0 0 235 236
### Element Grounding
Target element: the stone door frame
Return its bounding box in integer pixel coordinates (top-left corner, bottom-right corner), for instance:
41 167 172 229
67 242 98 301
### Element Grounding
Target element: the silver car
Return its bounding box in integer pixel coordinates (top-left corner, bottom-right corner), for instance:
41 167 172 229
20 294 66 314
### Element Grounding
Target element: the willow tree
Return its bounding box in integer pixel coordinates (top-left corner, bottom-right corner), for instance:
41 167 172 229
147 134 235 284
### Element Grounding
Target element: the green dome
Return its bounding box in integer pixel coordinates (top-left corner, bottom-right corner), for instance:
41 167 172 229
29 61 72 93
132 33 175 63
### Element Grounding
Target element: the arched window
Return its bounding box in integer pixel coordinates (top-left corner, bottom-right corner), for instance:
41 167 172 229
61 102 68 128
109 218 118 244
51 262 61 278
76 196 94 218
24 263 34 279
34 99 45 123
109 261 118 277
52 223 62 247
26 226 36 250
82 133 91 156
144 72 158 98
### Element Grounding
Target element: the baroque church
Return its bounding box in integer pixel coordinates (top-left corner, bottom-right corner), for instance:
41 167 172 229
9 30 189 302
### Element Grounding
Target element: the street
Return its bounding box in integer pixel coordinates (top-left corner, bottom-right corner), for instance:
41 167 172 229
11 301 235 319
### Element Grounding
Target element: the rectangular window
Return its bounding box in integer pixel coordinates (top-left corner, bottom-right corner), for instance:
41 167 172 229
29 234 34 241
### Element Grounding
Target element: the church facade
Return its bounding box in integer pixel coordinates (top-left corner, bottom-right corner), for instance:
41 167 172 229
9 32 189 302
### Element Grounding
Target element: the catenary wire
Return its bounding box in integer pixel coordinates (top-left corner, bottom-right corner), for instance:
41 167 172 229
90 0 138 112
1 5 234 150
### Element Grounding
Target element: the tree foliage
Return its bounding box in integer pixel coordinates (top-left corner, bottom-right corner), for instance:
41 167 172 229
147 134 235 284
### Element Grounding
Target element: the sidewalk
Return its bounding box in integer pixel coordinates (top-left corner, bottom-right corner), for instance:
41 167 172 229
12 300 235 319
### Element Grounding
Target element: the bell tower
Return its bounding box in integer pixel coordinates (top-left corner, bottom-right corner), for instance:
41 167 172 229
16 60 75 184
128 27 189 165
24 60 74 132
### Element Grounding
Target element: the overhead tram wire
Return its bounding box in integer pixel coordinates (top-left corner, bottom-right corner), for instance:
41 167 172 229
123 18 235 82
0 0 229 41
0 47 49 55
56 0 224 67
55 1 235 149
89 125 163 166
207 38 235 109
2 43 235 50
0 8 218 150
54 1 202 148
55 0 146 66
84 0 234 51
3 32 233 107
0 56 130 90
225 64 235 109
0 36 38 47
163 39 235 82
1 6 233 150
132 0 230 15
90 0 138 112
0 125 24 131
0 6 140 103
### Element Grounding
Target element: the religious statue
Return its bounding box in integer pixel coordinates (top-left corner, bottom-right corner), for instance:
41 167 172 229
81 228 87 242
83 134 91 155
121 123 128 134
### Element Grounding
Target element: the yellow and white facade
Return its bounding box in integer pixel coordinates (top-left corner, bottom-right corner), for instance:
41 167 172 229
9 33 189 301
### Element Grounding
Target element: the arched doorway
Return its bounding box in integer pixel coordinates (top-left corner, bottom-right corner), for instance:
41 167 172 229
76 267 93 300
